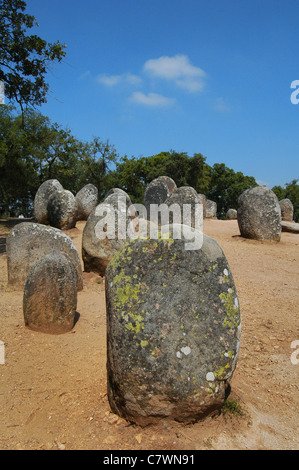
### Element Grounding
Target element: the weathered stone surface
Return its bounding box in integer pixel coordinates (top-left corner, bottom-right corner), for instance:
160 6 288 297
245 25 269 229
47 189 77 230
105 188 132 207
197 194 207 218
279 198 294 222
226 209 237 220
76 184 99 220
34 179 63 225
156 176 177 194
281 221 299 233
237 187 281 241
206 200 217 219
143 178 172 218
6 222 83 291
105 225 241 425
23 253 77 334
163 187 203 228
82 194 135 275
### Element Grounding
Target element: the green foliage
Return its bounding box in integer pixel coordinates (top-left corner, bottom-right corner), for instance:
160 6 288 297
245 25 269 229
0 106 118 216
110 151 257 217
207 163 258 218
0 0 66 111
221 399 246 418
272 179 299 222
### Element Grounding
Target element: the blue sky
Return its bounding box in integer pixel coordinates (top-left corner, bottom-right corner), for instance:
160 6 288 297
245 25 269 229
25 0 299 188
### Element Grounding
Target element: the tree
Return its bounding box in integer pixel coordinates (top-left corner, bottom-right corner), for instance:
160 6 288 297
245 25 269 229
0 0 66 113
206 163 258 218
0 106 119 216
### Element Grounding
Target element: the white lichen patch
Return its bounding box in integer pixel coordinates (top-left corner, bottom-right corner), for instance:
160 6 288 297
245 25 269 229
181 346 191 356
206 372 215 382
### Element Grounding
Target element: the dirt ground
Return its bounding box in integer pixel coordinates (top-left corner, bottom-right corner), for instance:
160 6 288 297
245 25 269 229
0 218 298 450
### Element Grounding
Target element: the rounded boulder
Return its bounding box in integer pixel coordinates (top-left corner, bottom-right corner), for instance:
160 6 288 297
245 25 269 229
6 222 83 291
237 186 281 241
23 253 77 334
105 225 241 425
34 179 63 225
279 198 294 222
47 189 77 230
76 184 99 220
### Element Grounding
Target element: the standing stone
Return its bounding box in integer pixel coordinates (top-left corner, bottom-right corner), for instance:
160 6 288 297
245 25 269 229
76 184 99 221
206 200 217 219
163 186 203 228
47 189 77 230
237 186 281 241
156 176 177 194
226 209 237 220
23 253 77 334
106 225 241 425
197 194 207 218
82 194 135 275
279 199 294 222
105 188 132 207
143 177 173 219
34 179 63 225
6 222 83 291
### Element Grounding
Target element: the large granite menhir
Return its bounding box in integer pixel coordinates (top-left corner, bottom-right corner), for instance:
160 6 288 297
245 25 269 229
105 225 241 425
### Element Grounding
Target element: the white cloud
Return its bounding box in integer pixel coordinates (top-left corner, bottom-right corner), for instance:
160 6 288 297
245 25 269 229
214 97 230 113
143 54 206 93
97 73 142 87
78 70 91 81
129 91 176 107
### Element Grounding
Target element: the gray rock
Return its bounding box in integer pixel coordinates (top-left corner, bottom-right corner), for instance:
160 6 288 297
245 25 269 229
47 189 77 230
105 225 241 425
23 253 77 334
206 200 217 219
279 199 294 222
34 179 63 225
237 186 281 241
156 176 177 194
197 194 207 218
226 209 237 220
6 222 83 291
143 178 172 219
82 194 135 275
163 186 203 228
105 188 132 207
76 184 99 220
281 221 299 233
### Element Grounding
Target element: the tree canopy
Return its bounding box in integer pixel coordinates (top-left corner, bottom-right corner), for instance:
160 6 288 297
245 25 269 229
0 0 66 112
1 106 298 222
0 106 118 216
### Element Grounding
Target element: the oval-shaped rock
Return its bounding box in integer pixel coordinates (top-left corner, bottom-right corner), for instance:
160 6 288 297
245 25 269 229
105 188 132 207
226 209 237 220
143 178 172 219
76 184 99 221
47 189 77 230
237 186 281 241
156 176 177 194
163 186 203 228
279 198 294 222
105 225 241 425
206 200 217 219
82 194 135 275
6 222 83 291
34 179 63 225
23 253 77 334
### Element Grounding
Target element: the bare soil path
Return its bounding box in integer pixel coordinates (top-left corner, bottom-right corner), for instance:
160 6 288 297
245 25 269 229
0 219 298 450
